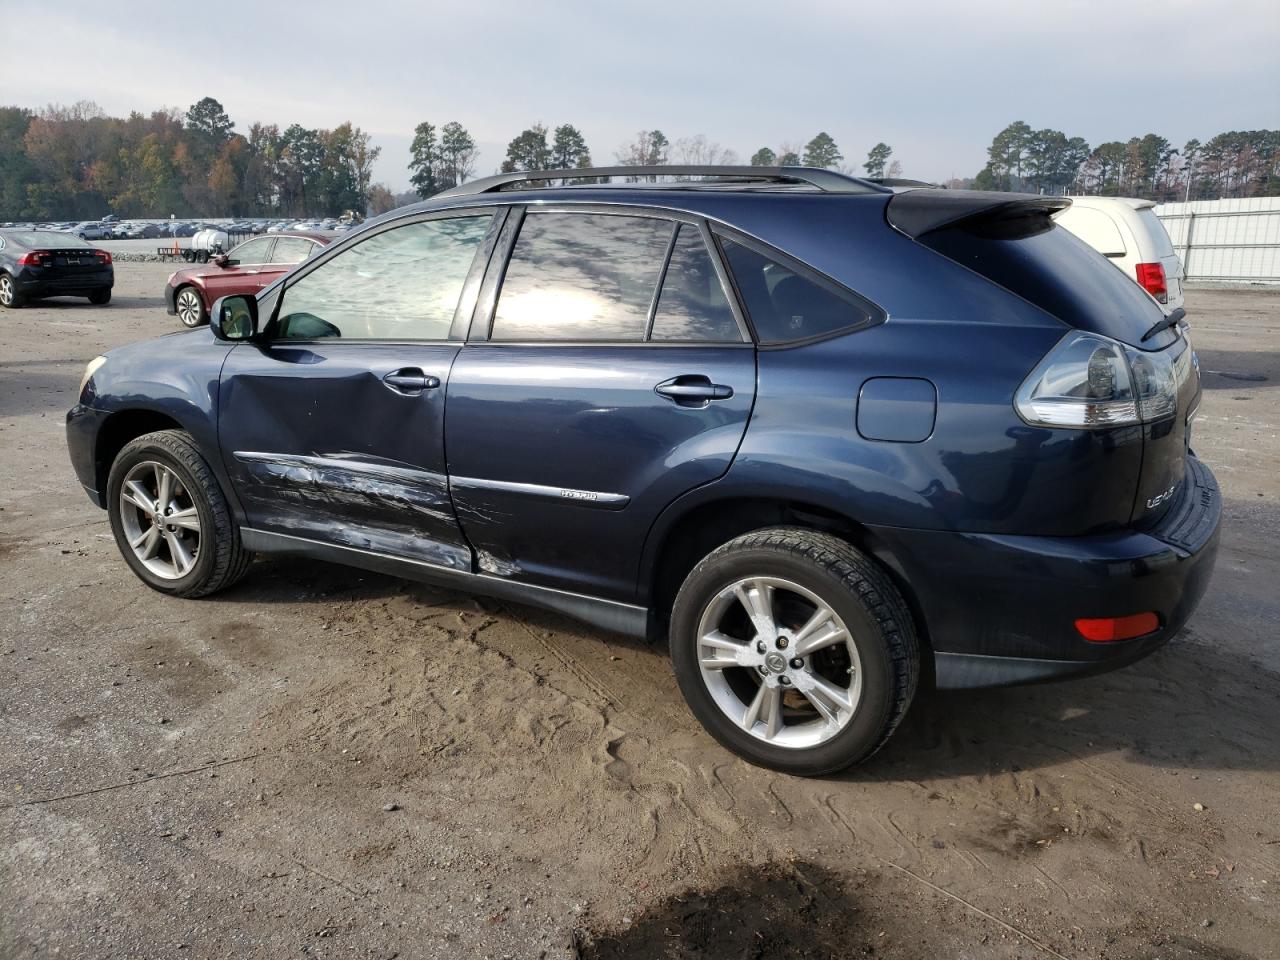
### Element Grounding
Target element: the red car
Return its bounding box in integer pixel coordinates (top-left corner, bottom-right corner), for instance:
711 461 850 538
165 232 330 327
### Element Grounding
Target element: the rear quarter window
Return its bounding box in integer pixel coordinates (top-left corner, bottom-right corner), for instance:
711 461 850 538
1137 208 1176 258
717 235 881 345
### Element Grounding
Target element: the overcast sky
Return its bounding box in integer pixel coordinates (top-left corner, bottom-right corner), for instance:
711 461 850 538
3 0 1277 190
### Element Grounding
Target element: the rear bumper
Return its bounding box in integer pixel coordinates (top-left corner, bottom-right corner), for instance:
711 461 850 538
871 456 1221 689
15 267 113 297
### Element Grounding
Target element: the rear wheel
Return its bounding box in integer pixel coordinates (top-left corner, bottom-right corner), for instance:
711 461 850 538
107 430 251 597
88 288 111 305
0 273 23 308
175 287 206 327
670 527 919 776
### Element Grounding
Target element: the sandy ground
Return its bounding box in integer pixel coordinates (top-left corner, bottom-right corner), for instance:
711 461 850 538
1 263 1277 960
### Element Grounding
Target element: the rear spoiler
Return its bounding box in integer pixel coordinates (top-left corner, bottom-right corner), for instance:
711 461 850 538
886 189 1072 239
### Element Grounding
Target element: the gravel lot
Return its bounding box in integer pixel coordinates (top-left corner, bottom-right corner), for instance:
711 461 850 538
2 263 1278 959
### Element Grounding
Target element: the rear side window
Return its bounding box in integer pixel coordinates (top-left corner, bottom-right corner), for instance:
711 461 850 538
650 225 740 342
492 212 672 341
718 237 876 344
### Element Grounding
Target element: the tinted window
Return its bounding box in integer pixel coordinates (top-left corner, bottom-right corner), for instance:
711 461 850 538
719 238 872 344
920 221 1166 347
269 237 316 264
491 212 672 341
274 216 491 341
650 225 740 342
3 231 89 249
231 237 273 264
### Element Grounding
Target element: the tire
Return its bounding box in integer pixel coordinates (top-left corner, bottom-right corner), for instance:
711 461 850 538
670 527 919 776
175 286 207 327
0 273 23 308
88 288 111 305
106 429 251 598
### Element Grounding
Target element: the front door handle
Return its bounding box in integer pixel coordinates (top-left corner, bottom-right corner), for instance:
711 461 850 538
655 375 734 408
382 368 441 394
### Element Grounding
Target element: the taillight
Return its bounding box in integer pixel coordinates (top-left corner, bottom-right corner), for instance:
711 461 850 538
17 252 46 267
1075 612 1159 642
1015 332 1182 429
1134 262 1167 303
96 250 113 265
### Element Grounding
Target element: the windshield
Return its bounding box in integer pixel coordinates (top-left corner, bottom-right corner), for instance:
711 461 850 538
3 231 91 249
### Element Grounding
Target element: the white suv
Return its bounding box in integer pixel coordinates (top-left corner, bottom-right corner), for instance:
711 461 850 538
1055 197 1185 312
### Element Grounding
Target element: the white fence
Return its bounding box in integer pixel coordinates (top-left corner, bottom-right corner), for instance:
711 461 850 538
1154 197 1280 285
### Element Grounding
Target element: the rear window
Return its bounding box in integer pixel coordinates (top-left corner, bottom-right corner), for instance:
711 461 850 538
3 231 90 249
1138 208 1176 258
919 219 1167 348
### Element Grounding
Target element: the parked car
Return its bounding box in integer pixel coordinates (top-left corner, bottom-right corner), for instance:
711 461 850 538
66 166 1218 775
1 229 113 307
164 232 329 327
71 221 112 241
1054 197 1185 311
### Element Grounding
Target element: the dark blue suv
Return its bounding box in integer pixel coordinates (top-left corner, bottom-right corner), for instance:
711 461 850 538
66 166 1220 775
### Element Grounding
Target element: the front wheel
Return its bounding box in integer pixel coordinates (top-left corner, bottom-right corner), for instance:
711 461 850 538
106 430 251 597
670 528 919 776
0 273 23 308
175 287 206 327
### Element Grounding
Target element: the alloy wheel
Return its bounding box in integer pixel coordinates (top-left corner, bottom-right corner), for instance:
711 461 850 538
176 289 203 327
118 460 201 579
695 576 863 749
0 275 14 306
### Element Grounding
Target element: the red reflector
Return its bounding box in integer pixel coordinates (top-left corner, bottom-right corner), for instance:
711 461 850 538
1075 612 1160 642
1134 262 1168 303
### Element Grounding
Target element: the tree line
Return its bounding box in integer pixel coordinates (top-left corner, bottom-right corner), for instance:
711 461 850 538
0 98 382 221
4 97 1277 221
970 121 1280 200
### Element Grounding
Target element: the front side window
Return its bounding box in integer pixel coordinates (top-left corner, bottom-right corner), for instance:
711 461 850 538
269 237 316 264
273 215 492 341
230 237 273 265
719 237 875 344
491 212 672 341
649 225 740 342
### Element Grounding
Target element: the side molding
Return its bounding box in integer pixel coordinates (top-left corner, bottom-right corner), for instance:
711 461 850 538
240 528 648 637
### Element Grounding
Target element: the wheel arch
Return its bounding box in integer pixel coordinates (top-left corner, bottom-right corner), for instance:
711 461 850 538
639 493 934 675
94 409 187 494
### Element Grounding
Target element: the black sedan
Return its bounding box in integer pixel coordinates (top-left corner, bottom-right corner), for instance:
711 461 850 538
0 230 114 308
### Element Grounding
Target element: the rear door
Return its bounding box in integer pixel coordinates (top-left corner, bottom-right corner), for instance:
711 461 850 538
445 207 757 602
217 210 498 569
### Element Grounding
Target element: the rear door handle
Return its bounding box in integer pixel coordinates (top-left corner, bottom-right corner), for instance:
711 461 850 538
382 368 441 394
655 375 734 407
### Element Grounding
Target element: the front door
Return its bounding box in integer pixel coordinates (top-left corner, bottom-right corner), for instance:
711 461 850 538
218 211 498 570
203 235 275 302
446 208 757 601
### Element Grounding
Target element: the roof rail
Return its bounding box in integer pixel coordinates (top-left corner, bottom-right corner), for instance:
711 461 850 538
433 165 892 199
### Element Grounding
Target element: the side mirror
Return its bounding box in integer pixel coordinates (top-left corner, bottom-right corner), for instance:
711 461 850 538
213 253 231 268
210 294 259 342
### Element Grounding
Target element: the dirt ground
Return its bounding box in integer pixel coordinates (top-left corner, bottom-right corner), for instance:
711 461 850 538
2 263 1277 960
